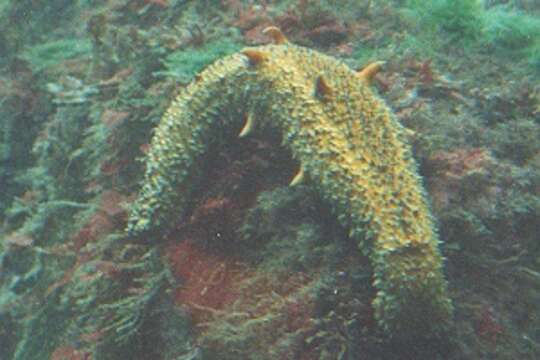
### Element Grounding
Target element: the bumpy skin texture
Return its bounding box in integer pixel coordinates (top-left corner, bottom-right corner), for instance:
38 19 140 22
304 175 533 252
127 43 453 337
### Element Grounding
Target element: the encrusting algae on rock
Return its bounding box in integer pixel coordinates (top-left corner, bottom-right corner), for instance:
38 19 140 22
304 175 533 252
127 27 453 338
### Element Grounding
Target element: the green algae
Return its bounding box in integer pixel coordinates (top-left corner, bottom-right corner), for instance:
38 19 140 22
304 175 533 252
403 0 483 43
20 39 92 73
155 39 243 83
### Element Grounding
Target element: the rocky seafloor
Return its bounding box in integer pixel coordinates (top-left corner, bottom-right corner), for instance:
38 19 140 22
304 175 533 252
0 1 539 359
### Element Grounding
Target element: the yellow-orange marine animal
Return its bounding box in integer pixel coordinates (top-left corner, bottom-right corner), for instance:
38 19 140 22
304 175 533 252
127 27 453 338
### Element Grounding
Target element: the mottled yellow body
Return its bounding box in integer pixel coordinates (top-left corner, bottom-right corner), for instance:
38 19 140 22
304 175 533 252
127 43 453 337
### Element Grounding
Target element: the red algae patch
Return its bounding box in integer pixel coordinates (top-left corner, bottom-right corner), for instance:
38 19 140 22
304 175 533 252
166 239 320 357
429 148 494 179
167 240 251 324
426 148 496 211
196 268 319 358
50 346 90 360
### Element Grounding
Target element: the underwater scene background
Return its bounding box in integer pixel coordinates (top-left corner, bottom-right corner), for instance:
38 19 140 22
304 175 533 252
0 0 539 359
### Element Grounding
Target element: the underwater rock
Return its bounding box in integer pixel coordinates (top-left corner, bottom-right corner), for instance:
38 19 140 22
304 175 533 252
426 148 496 211
302 22 348 46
